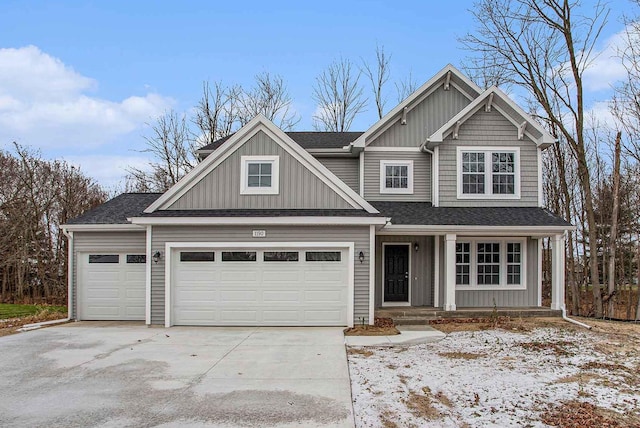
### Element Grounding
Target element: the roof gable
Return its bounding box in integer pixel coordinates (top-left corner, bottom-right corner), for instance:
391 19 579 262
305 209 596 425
353 64 482 148
145 115 379 213
426 86 556 149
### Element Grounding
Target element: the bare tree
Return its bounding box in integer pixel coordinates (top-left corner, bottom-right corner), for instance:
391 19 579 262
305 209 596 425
395 71 418 103
193 81 241 147
127 111 194 192
461 0 610 316
239 72 300 129
611 0 640 163
361 45 391 119
607 131 622 317
312 57 367 132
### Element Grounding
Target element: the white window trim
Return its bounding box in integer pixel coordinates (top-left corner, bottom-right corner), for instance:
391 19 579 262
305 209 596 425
240 155 279 195
456 146 520 200
379 160 414 194
455 237 527 291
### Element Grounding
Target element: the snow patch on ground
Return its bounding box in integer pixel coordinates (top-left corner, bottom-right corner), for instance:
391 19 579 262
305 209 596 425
348 327 640 427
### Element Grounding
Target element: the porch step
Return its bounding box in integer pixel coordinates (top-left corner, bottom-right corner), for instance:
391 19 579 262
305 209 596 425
376 307 563 326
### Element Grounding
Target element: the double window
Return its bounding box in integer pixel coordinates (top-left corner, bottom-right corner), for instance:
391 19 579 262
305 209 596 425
241 156 279 195
380 160 414 194
458 147 520 199
455 239 525 289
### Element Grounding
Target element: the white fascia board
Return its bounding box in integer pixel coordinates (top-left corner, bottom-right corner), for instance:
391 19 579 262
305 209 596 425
61 224 145 232
353 64 482 148
427 87 555 148
147 114 379 214
129 216 389 226
379 224 575 235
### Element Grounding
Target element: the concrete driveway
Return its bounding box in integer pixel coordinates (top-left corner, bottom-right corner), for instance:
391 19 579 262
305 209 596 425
0 322 354 428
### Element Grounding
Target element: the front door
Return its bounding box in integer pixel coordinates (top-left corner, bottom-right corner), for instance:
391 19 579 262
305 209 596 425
384 245 409 303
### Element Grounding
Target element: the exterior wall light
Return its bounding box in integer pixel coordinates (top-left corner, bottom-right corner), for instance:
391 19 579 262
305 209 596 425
414 243 419 252
358 251 365 263
152 251 162 264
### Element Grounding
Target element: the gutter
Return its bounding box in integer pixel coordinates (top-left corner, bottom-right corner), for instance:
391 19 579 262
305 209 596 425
419 139 434 155
561 306 592 330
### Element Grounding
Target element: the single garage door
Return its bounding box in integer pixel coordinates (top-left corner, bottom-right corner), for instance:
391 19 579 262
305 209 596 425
171 247 349 326
79 253 146 320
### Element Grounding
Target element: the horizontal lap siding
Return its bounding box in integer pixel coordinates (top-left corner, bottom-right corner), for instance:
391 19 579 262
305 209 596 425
455 238 539 307
317 157 359 192
439 109 539 207
150 226 371 325
169 130 352 210
369 86 471 147
71 231 146 319
364 151 432 202
375 235 434 307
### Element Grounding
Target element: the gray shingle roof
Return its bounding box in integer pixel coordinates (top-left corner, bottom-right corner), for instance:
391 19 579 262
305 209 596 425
372 202 572 227
198 131 364 152
140 209 382 218
66 193 163 224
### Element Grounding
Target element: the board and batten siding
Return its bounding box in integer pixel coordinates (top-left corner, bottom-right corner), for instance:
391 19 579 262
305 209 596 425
316 157 359 192
438 109 539 207
71 231 146 319
369 86 471 148
363 151 432 202
169 130 353 210
436 237 539 307
375 235 434 307
150 225 372 325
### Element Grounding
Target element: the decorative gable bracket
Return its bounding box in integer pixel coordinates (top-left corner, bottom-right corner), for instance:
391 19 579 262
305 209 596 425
518 121 527 140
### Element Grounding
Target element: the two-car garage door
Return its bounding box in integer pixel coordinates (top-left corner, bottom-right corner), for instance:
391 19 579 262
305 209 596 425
171 247 349 326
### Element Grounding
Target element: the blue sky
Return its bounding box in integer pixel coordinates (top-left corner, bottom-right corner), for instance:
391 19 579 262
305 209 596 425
0 0 631 188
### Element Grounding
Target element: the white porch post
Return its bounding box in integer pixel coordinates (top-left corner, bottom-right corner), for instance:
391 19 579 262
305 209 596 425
443 233 457 311
551 233 566 310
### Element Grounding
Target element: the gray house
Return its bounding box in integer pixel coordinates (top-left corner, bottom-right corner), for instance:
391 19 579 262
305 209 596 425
63 65 572 327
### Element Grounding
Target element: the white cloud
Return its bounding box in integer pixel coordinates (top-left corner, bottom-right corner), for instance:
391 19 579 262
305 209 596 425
0 46 174 149
63 154 152 189
585 100 621 130
582 28 630 92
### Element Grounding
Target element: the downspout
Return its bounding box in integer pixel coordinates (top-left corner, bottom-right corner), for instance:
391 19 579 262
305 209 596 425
419 139 434 155
19 228 74 331
559 231 591 329
561 306 592 330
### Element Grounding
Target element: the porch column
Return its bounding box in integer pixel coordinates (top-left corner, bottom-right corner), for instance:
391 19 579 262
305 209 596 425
443 233 457 311
551 233 566 310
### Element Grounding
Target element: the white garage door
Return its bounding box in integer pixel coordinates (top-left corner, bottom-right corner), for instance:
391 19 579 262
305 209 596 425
171 247 349 326
79 253 146 320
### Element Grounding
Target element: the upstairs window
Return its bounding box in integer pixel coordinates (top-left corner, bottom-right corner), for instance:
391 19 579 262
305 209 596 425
380 160 414 194
241 156 279 195
457 147 520 199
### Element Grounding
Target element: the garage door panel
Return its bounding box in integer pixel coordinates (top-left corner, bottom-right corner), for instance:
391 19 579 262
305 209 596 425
304 290 343 303
175 309 217 322
262 290 300 302
79 252 146 321
220 290 257 301
220 310 258 322
220 271 259 282
172 246 349 326
304 310 343 323
262 270 301 282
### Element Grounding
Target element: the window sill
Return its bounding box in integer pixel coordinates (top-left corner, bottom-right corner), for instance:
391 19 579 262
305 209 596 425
240 188 279 195
456 284 527 291
457 194 521 200
380 188 414 194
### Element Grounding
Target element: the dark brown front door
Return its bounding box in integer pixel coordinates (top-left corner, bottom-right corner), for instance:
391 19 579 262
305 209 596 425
384 245 409 302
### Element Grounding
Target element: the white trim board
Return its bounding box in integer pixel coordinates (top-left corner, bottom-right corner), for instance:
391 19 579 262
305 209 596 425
145 115 379 214
163 241 356 328
130 216 388 226
62 224 145 232
381 242 412 307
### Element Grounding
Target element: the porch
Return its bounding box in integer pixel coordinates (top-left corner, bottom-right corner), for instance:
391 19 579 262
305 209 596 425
376 306 563 325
